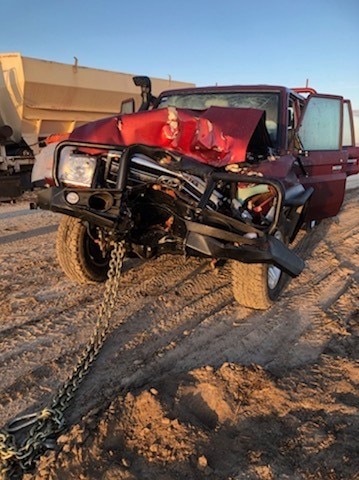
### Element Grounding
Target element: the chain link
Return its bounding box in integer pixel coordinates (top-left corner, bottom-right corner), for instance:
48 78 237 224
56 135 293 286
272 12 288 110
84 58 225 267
0 241 125 480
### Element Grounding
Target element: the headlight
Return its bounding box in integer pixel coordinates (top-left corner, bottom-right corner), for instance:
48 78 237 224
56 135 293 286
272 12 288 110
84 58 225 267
58 151 97 187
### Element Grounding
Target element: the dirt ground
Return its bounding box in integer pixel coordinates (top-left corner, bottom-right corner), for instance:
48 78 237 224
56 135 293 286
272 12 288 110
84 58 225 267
0 182 358 480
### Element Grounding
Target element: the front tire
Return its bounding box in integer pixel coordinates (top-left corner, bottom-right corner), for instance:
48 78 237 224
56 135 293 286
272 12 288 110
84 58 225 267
231 261 287 310
231 230 288 310
56 216 111 284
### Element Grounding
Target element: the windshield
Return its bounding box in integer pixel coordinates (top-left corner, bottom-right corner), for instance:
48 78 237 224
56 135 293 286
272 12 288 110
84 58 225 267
157 91 280 144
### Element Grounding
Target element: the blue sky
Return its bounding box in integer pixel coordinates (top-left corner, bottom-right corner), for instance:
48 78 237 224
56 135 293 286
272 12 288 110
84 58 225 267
1 0 359 108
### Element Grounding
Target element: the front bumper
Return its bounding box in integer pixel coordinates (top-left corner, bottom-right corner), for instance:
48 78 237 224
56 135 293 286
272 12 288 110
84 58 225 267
37 184 304 278
185 227 304 277
36 186 123 228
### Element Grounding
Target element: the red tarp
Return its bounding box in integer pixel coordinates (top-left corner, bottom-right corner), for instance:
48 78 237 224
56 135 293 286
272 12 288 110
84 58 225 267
70 106 267 167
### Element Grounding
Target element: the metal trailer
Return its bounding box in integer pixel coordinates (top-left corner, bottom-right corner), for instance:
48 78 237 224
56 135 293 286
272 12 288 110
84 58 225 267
0 53 193 200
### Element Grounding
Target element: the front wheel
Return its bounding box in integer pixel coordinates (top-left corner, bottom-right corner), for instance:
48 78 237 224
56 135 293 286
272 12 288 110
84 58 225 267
231 230 288 310
231 261 287 310
56 216 111 284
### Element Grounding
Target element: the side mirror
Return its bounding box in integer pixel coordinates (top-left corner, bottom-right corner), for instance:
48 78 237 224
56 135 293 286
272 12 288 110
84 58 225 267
133 76 157 111
133 76 152 90
120 98 135 114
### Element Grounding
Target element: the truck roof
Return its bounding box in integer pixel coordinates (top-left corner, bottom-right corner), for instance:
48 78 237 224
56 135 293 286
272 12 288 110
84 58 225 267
157 84 304 100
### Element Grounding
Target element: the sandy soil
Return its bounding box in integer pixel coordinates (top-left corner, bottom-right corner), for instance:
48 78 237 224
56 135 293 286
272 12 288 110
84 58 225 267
0 182 358 480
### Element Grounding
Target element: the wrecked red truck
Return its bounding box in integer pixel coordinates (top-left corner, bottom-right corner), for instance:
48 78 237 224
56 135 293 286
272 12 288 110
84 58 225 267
35 77 359 309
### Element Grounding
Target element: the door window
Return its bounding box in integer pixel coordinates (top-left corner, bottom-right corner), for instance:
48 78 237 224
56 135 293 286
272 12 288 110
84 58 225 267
298 96 342 150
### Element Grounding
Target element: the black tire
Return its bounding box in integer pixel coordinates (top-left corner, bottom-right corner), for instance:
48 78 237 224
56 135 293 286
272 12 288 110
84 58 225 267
231 261 287 310
231 230 288 310
56 216 111 284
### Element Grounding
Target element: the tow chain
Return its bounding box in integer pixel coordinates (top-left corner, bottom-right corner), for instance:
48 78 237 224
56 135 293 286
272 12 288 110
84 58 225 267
0 241 126 480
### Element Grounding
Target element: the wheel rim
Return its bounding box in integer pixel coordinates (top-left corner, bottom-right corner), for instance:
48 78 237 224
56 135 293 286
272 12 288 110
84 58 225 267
268 265 282 290
267 230 284 291
84 229 110 269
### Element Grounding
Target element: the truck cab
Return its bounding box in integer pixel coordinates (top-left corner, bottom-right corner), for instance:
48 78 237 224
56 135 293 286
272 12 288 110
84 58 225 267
150 83 358 221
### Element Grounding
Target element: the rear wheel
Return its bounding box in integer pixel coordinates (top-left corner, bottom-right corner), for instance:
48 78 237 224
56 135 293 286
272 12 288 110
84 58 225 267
56 216 111 284
231 231 288 310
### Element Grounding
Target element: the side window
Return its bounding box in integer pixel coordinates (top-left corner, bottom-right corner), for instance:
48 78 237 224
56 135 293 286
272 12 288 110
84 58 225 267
287 99 295 148
287 97 302 148
298 96 342 150
288 103 295 130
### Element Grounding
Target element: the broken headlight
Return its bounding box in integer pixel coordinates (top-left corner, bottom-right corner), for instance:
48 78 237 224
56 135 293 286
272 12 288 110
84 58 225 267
58 151 97 187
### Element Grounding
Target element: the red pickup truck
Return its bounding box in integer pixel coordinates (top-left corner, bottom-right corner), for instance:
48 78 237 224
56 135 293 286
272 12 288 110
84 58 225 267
35 77 359 309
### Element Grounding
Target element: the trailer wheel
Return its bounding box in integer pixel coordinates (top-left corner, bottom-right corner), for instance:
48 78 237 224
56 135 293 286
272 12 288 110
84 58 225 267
231 231 288 310
56 216 111 284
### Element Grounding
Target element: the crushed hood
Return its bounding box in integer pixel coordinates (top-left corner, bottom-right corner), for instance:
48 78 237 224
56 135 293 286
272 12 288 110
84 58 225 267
70 106 271 167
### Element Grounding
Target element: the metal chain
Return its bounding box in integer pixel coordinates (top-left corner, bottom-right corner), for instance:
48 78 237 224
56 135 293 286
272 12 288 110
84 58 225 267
0 241 126 480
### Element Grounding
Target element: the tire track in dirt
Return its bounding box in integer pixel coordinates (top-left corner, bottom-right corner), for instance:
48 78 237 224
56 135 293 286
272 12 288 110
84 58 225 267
0 225 59 244
86 193 358 402
0 191 358 434
0 208 40 220
107 260 355 402
0 250 216 425
0 249 233 426
0 206 59 246
63 276 238 424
